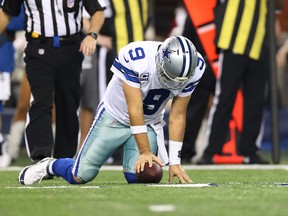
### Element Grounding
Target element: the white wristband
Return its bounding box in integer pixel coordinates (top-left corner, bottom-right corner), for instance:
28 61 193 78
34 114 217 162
168 140 182 165
130 125 147 134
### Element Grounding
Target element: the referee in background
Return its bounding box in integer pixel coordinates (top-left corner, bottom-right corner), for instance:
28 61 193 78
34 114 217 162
0 0 105 163
198 0 284 164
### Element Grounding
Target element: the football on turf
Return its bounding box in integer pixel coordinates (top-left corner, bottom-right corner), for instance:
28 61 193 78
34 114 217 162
136 161 163 183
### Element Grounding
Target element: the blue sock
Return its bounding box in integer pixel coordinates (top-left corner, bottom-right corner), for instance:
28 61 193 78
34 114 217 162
124 172 138 184
52 158 79 184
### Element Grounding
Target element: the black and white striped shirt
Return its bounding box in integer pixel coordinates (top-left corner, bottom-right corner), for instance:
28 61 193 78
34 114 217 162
1 0 106 37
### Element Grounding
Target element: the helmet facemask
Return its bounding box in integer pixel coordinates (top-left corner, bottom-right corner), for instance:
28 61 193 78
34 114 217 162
156 56 189 90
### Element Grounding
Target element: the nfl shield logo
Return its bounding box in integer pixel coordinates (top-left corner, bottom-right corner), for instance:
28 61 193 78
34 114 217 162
67 0 75 8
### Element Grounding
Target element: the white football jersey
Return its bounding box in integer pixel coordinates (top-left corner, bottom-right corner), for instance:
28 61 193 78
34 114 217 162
102 41 206 126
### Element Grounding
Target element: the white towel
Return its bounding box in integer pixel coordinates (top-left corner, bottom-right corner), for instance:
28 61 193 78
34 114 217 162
150 119 169 165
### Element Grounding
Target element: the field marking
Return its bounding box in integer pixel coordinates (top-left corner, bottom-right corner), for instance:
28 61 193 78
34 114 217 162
1 164 288 172
149 204 176 212
146 183 215 187
5 183 288 189
5 186 100 189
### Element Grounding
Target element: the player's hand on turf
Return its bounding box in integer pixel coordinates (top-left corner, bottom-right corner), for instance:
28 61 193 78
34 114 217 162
134 151 164 173
168 164 193 184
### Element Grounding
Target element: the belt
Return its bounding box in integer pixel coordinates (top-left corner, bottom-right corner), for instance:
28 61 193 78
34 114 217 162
26 33 82 47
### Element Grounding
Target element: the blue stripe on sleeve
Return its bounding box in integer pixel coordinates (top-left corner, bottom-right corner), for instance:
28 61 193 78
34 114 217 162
112 58 140 84
181 82 197 93
181 77 202 93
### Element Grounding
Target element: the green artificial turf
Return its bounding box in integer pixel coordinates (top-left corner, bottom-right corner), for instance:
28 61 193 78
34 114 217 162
1 168 288 216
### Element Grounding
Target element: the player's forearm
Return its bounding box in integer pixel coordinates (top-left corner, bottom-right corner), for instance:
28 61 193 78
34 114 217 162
134 133 151 153
168 95 190 141
168 114 186 142
0 9 11 33
168 113 186 165
122 81 151 153
129 111 151 153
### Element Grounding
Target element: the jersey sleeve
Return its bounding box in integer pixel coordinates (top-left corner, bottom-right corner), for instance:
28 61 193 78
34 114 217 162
179 52 206 97
6 5 24 31
110 44 141 88
83 0 106 17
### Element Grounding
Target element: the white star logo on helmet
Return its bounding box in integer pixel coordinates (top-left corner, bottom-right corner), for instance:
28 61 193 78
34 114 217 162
162 44 175 63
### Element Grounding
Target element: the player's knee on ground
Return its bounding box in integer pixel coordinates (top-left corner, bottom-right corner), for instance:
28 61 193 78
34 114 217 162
78 168 100 183
68 174 84 184
124 172 138 183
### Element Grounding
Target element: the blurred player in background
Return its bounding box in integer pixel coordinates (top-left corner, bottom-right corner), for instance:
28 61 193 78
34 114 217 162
0 2 24 167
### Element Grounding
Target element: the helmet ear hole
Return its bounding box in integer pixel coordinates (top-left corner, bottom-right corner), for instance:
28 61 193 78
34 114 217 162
156 36 198 89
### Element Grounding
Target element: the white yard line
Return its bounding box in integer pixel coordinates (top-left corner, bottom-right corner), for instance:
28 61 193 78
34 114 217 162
149 204 176 212
5 186 101 189
146 183 214 187
181 164 288 170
